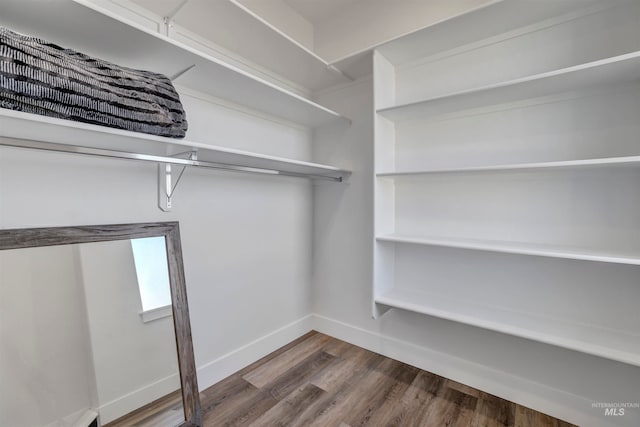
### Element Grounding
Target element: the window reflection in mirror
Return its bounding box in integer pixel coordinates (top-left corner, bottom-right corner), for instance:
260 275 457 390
131 236 172 323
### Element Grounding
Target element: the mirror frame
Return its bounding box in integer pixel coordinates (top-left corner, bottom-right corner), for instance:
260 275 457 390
0 221 202 427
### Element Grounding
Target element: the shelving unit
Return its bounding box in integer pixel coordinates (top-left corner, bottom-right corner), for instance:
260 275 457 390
373 0 640 368
0 0 350 128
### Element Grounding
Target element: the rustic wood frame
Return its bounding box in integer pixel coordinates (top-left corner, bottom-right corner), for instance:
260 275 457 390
0 222 202 427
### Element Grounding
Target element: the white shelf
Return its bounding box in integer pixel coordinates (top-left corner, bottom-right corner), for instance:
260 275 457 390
377 51 640 121
0 109 350 181
226 0 357 90
376 234 640 266
0 0 349 128
376 0 603 66
377 156 640 177
375 287 640 367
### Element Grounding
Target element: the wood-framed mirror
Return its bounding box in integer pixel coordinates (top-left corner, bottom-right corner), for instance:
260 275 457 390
0 222 202 427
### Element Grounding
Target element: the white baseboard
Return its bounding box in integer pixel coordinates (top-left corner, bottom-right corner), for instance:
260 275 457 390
98 373 180 424
310 314 631 427
196 314 314 390
42 408 98 427
71 409 98 427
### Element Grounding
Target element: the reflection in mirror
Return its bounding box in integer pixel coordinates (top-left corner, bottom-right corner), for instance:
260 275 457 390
131 237 172 323
0 223 201 427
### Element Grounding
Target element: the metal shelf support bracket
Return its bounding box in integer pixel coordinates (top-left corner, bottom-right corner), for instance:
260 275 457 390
158 150 197 212
163 0 189 36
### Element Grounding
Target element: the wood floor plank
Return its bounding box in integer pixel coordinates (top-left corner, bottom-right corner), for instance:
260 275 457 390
263 349 335 400
232 330 319 380
136 406 184 427
242 332 331 388
378 370 445 427
289 352 389 426
321 336 354 357
345 360 420 426
309 343 376 392
203 387 277 427
305 357 407 426
471 392 516 427
200 377 259 420
248 383 326 426
515 405 576 427
448 378 483 398
419 387 479 427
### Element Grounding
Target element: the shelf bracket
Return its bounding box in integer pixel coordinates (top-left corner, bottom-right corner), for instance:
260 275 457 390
158 150 197 212
163 0 189 36
170 64 196 82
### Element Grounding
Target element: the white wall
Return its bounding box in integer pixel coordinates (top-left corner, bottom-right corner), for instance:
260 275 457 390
0 89 314 394
0 245 96 427
78 240 180 424
312 77 640 427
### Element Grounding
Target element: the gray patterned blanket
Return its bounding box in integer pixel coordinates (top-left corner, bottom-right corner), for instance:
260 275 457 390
0 26 188 138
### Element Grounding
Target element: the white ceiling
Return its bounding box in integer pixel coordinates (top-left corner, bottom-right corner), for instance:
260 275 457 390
283 0 362 25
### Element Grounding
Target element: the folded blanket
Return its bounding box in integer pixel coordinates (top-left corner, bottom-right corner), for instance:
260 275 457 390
0 26 188 138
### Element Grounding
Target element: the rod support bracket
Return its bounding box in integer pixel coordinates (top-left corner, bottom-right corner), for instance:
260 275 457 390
158 150 197 212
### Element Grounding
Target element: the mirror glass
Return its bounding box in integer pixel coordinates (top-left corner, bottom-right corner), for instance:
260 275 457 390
0 238 184 427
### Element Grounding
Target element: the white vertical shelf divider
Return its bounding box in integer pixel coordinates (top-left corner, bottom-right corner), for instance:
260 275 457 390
372 51 397 318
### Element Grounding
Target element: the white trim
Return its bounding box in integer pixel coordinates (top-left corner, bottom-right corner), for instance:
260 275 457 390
139 304 173 323
196 314 313 390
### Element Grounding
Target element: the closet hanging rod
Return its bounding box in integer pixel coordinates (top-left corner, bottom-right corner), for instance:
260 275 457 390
0 139 344 182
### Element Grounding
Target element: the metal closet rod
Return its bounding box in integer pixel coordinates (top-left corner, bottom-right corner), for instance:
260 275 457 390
0 139 343 182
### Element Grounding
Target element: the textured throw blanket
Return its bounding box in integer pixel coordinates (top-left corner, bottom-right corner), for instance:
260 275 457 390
0 26 188 138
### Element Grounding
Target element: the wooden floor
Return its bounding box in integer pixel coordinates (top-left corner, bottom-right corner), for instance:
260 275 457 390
200 331 576 427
